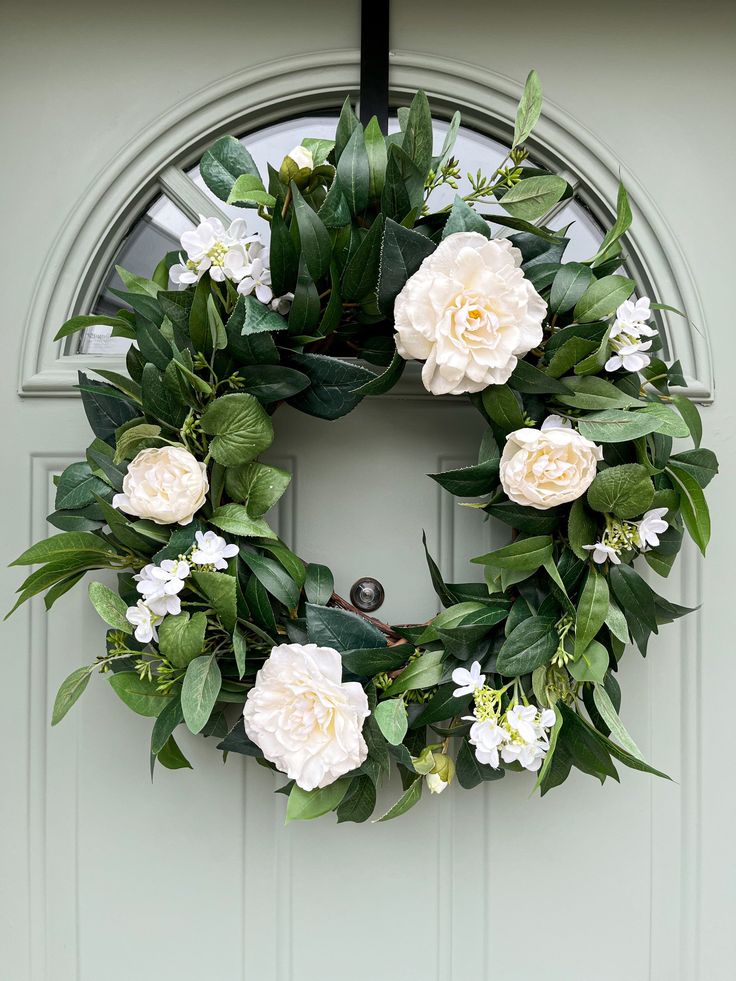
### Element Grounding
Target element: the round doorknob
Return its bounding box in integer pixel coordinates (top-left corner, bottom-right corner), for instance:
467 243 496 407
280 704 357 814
350 577 385 613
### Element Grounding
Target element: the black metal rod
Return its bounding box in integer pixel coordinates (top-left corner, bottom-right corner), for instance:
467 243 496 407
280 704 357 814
359 0 390 130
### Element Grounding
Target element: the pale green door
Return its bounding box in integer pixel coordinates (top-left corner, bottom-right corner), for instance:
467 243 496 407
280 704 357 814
1 3 734 980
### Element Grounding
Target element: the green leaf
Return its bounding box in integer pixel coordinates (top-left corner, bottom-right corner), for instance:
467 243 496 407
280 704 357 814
455 737 505 788
576 405 685 443
376 777 423 822
305 603 386 652
548 263 595 315
336 775 377 823
573 275 635 323
402 91 433 174
88 581 132 633
364 116 387 198
227 173 275 208
55 314 134 342
500 176 567 221
239 550 300 609
200 394 274 466
109 673 171 717
481 384 525 431
665 465 711 555
51 666 92 725
191 570 237 632
508 360 568 394
336 124 370 215
668 448 718 488
587 463 654 519
442 195 490 239
11 531 120 567
496 616 558 676
286 351 375 420
605 598 630 644
55 461 112 510
181 655 221 734
225 461 291 518
385 650 445 696
200 136 260 202
374 698 409 745
568 639 609 683
351 349 405 397
286 779 351 823
240 295 289 336
590 181 632 266
592 685 644 760
559 703 668 780
156 734 192 771
377 219 435 314
334 96 360 161
304 564 334 606
412 682 471 727
341 645 413 676
291 183 332 281
341 213 384 301
288 255 321 334
486 501 562 535
555 375 643 411
428 458 498 496
513 69 543 147
671 394 702 448
609 565 658 634
209 504 277 540
471 535 553 572
574 569 609 657
158 611 207 669
151 697 185 755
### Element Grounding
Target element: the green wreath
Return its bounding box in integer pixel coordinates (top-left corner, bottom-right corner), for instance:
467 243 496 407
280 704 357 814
10 73 718 823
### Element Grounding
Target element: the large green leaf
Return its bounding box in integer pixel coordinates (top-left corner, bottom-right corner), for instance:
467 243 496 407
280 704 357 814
667 448 719 488
592 684 644 761
11 531 120 567
286 779 351 823
401 90 433 174
200 394 274 466
385 650 446 696
374 698 409 745
55 461 112 510
51 666 92 725
496 616 558 676
574 569 609 657
576 405 686 443
191 570 237 632
291 183 332 281
455 738 505 789
181 655 222 734
341 213 384 301
573 275 635 323
587 464 654 519
376 777 423 822
471 535 553 572
285 351 375 420
88 581 132 633
305 603 387 652
225 461 291 518
304 563 334 606
428 459 498 497
158 611 207 669
227 174 275 208
442 196 490 239
109 673 171 717
548 263 595 314
336 124 370 215
78 371 138 443
589 181 632 266
239 550 301 609
555 375 642 411
377 219 435 314
568 639 609 683
513 69 542 147
200 136 261 202
209 504 276 540
500 176 566 221
666 464 711 555
609 564 658 634
481 384 525 431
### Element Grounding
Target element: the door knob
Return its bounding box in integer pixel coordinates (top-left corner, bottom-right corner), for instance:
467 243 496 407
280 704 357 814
350 577 385 613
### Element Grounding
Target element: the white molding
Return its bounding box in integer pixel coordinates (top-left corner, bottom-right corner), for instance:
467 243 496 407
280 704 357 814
18 49 713 401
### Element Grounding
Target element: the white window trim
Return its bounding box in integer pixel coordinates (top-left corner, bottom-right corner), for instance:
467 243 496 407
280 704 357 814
17 49 714 401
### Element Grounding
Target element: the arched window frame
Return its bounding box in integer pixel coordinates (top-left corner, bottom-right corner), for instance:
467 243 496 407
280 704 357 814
18 49 713 402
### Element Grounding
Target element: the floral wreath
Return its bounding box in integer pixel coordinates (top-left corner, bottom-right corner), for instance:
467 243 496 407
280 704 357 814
10 73 718 823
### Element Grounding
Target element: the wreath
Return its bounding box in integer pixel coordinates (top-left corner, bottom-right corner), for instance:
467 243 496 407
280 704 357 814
10 73 718 824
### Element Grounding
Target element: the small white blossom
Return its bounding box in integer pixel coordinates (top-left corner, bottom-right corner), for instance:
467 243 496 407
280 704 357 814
452 660 486 697
237 249 273 304
191 530 239 570
606 296 657 373
500 740 547 771
271 292 294 315
636 507 669 549
286 144 314 171
169 216 256 287
583 541 621 565
468 718 508 769
506 704 540 744
426 772 449 794
125 600 163 644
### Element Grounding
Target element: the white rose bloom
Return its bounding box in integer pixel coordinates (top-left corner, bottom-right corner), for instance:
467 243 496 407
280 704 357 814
113 447 208 526
499 422 603 510
243 643 370 791
393 232 546 395
286 144 314 171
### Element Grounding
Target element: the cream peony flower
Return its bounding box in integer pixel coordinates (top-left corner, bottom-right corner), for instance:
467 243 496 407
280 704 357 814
113 446 208 526
500 417 603 510
393 232 546 395
243 643 370 791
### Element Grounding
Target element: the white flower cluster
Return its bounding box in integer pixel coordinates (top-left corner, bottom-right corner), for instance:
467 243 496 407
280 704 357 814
452 662 555 773
170 216 293 312
583 507 669 566
604 297 658 373
125 531 238 643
